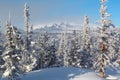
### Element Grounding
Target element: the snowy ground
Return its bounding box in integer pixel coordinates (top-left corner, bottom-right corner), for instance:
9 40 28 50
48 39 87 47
1 67 120 80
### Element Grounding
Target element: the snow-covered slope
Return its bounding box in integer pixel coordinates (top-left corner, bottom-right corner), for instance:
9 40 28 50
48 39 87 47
20 67 101 80
21 67 100 80
21 67 120 80
1 67 120 80
1 67 119 80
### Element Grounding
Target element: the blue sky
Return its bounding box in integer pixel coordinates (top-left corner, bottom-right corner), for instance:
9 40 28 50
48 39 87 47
0 0 120 30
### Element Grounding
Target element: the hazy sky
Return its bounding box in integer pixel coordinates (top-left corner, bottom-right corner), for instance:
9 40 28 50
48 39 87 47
0 0 120 30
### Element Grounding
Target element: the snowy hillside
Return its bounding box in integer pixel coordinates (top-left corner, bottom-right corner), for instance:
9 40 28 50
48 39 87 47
17 67 120 80
1 67 120 80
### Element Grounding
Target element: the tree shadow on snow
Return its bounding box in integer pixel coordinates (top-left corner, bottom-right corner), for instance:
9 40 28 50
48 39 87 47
35 67 93 80
12 67 93 80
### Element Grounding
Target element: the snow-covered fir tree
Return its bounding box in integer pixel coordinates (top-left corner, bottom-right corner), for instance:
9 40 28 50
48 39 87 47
56 27 70 67
36 31 56 69
0 22 5 66
63 28 69 67
1 20 24 80
113 31 120 66
22 3 37 72
24 3 31 50
79 16 93 68
68 30 80 67
56 33 65 67
106 29 119 62
82 16 90 50
94 0 116 77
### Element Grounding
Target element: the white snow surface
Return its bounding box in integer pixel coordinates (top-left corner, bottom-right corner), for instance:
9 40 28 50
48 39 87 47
106 75 118 80
1 67 120 80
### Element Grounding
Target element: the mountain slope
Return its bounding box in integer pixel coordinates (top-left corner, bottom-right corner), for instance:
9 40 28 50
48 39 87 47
33 22 82 33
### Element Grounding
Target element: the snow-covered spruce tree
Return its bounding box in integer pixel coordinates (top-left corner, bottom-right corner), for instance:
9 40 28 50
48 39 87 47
77 29 83 50
1 21 24 80
56 30 71 67
63 28 69 67
56 33 65 67
29 25 33 44
100 28 120 68
24 3 31 50
91 31 101 70
82 16 90 50
23 3 37 72
106 29 119 63
36 31 56 69
93 28 120 69
68 30 80 67
48 39 57 67
113 31 120 66
79 16 93 68
11 27 24 50
0 22 5 67
97 0 115 77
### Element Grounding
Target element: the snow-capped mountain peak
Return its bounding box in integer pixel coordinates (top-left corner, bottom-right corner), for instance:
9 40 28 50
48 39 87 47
33 22 83 33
